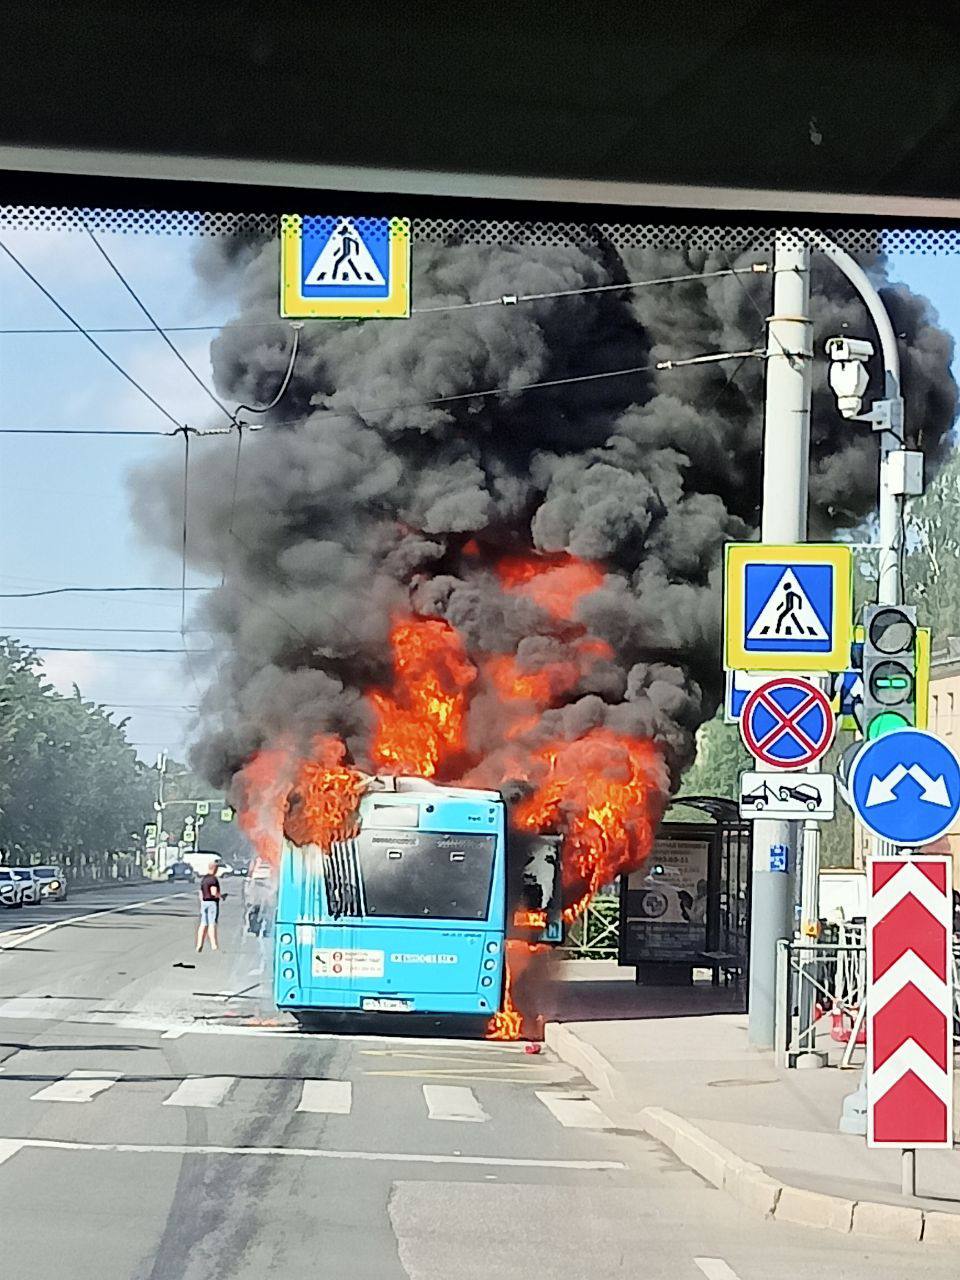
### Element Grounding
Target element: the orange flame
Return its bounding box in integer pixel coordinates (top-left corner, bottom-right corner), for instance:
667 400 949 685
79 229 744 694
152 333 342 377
513 728 668 918
284 736 368 849
235 742 300 870
496 552 604 621
370 618 476 777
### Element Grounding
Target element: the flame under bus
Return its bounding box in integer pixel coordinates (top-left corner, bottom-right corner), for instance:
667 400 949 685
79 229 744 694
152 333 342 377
274 779 508 1021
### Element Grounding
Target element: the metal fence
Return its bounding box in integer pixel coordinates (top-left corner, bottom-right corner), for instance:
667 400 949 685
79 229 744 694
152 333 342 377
561 895 619 958
775 927 960 1068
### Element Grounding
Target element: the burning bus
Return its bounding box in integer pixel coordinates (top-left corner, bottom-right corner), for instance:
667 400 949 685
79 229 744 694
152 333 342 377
274 773 563 1034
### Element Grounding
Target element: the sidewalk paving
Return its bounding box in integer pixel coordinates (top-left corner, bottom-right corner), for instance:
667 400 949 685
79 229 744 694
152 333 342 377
545 959 960 1244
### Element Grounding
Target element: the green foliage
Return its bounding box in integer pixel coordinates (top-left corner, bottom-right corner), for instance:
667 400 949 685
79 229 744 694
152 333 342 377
903 447 960 635
678 710 751 801
0 637 155 863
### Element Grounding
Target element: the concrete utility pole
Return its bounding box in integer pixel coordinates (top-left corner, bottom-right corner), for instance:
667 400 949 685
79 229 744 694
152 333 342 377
748 230 814 1049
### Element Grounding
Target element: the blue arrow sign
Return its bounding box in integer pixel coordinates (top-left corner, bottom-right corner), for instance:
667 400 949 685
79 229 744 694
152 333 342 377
848 728 960 846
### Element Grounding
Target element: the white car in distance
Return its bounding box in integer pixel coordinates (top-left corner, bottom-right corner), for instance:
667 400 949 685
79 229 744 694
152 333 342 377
0 868 25 909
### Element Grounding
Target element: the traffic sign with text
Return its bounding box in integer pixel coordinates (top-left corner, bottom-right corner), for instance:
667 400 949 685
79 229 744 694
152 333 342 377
739 677 836 769
724 542 852 671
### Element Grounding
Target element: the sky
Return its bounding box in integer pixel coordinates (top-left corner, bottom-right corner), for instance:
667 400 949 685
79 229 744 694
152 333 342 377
0 219 958 766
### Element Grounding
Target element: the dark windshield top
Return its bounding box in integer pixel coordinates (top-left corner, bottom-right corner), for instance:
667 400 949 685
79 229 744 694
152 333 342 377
10 868 31 878
355 829 496 920
34 867 56 876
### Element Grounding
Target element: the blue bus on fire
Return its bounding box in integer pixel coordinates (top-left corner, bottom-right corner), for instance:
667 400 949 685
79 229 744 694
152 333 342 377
273 775 562 1027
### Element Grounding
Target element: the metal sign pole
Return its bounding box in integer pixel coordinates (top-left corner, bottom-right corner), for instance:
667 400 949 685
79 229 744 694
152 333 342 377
747 231 813 1048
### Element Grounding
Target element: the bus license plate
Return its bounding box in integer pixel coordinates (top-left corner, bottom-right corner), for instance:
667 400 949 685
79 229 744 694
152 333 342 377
362 997 412 1013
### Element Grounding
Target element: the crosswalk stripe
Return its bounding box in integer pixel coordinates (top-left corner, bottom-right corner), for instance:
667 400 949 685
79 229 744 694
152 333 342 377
534 1091 613 1129
297 1079 352 1115
163 1076 235 1108
31 1070 122 1103
422 1084 489 1123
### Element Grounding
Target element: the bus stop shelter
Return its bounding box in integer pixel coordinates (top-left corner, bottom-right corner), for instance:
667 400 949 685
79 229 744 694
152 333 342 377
618 797 751 990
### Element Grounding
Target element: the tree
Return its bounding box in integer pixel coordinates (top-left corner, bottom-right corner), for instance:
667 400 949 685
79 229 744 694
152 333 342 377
903 447 960 636
0 638 155 866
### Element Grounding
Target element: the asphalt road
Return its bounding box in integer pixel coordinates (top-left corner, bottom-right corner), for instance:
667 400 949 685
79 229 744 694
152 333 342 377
0 883 953 1279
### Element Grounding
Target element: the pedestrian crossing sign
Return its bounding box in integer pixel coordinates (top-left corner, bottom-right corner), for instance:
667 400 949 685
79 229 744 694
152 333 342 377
280 214 411 319
724 542 852 672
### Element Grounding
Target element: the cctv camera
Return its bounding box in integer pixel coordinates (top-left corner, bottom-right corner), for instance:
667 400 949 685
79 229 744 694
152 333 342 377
825 336 875 362
828 357 871 418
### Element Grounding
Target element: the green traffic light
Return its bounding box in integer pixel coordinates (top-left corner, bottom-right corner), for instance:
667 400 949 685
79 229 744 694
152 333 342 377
866 711 911 739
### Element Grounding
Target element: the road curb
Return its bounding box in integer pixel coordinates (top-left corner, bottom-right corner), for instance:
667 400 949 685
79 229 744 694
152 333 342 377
545 1019 950 1245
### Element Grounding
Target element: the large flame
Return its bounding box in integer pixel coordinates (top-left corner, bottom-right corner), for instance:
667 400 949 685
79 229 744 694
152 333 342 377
512 728 668 920
235 551 669 1041
369 618 476 777
284 736 369 849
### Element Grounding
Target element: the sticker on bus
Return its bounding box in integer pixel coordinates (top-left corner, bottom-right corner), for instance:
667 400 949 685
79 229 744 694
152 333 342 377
312 948 385 979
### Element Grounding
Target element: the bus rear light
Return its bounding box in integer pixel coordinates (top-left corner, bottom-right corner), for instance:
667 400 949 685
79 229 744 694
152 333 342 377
481 976 493 987
483 959 496 971
282 968 295 980
281 951 294 962
280 933 293 944
485 941 499 953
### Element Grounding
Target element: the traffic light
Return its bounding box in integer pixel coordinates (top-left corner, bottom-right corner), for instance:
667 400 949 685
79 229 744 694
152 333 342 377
860 604 917 739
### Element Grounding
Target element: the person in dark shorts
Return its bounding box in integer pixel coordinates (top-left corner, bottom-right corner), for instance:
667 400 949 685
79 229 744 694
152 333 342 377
196 860 221 953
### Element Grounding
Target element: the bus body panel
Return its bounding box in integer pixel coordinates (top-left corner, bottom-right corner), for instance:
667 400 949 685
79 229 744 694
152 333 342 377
274 786 506 1017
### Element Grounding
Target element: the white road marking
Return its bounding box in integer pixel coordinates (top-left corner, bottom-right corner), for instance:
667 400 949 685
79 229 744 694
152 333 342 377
534 1090 614 1129
297 1079 353 1114
0 892 187 951
694 1260 742 1280
163 1076 235 1108
0 1139 22 1165
422 1084 489 1123
10 1136 624 1170
31 1069 122 1103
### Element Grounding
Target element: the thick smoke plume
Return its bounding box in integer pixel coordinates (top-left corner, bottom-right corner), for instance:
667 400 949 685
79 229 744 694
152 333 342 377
131 230 957 801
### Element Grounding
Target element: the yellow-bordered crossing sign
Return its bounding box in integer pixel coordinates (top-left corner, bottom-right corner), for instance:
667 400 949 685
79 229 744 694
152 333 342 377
280 215 411 319
724 542 853 672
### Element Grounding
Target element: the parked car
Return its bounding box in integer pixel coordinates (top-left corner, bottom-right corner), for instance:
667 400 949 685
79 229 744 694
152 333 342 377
9 867 42 905
32 865 68 900
166 861 195 882
0 868 25 909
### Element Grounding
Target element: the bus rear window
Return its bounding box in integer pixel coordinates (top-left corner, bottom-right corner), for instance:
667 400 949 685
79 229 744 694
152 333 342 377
356 830 496 919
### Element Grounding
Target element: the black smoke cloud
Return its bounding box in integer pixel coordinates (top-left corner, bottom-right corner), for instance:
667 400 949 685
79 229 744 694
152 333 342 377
130 230 957 790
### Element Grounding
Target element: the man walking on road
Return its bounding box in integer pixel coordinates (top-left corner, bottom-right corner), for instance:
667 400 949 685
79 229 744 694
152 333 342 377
196 860 221 953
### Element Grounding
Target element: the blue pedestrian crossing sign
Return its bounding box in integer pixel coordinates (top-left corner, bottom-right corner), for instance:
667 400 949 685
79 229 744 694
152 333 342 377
724 543 852 672
280 215 411 319
848 728 960 846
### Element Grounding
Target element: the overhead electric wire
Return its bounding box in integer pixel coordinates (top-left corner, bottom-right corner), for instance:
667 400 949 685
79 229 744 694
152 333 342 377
0 427 170 436
0 265 777 335
189 345 769 438
0 625 185 633
0 236 183 428
2 344 769 440
84 226 237 427
31 645 216 653
0 586 213 598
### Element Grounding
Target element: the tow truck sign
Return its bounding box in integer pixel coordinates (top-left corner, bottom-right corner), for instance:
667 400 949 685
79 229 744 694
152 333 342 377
739 771 836 820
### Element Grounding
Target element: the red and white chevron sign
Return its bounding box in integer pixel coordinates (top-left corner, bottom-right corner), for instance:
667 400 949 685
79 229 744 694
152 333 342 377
867 856 954 1148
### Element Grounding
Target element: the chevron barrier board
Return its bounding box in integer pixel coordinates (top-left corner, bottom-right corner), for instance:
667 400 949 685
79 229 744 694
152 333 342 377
867 856 954 1149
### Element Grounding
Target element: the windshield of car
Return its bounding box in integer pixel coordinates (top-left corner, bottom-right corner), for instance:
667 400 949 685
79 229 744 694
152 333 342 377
0 870 14 881
10 868 30 879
